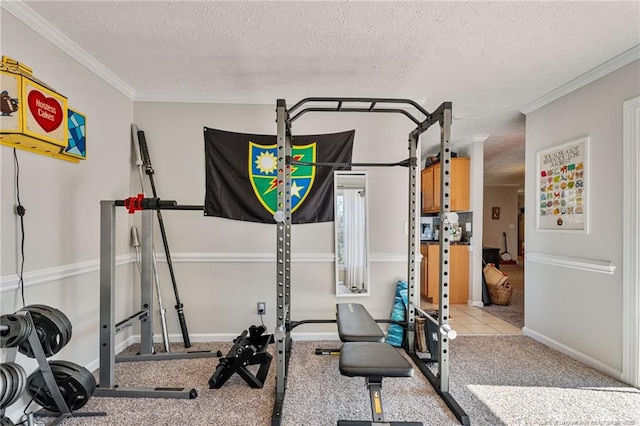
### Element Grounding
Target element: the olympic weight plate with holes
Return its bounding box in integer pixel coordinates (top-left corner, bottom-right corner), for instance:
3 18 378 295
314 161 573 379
17 305 72 358
1 314 32 348
26 305 73 346
0 363 26 410
26 360 96 412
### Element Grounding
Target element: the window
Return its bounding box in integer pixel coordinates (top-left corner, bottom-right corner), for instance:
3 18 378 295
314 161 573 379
334 171 369 296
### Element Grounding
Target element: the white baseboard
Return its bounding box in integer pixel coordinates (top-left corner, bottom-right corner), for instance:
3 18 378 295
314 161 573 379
468 300 484 308
523 327 622 380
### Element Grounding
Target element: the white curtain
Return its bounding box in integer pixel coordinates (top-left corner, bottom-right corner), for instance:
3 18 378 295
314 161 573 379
343 188 367 291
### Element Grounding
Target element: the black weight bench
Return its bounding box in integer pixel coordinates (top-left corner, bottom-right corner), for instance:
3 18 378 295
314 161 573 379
336 304 422 426
316 303 385 355
337 303 385 343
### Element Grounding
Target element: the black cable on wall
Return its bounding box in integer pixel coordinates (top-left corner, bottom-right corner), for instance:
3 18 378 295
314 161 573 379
13 148 26 307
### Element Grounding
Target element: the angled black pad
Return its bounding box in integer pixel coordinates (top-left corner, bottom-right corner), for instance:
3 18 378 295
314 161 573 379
336 303 385 343
339 342 413 378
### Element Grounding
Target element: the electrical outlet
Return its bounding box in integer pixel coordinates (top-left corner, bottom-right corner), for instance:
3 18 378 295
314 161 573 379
257 302 266 316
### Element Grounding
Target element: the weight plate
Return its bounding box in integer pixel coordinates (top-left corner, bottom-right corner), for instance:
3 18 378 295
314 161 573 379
0 363 18 410
21 305 71 348
50 361 95 393
26 305 72 347
1 314 32 348
2 363 25 409
17 307 69 358
26 360 96 412
0 365 11 409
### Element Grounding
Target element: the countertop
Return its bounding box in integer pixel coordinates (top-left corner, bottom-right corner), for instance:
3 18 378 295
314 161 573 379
421 240 470 245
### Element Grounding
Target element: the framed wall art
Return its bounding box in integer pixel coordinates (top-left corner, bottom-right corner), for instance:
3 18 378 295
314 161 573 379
536 136 588 232
492 207 500 220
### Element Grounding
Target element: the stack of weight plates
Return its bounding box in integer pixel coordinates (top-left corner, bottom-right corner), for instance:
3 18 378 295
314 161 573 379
0 363 27 411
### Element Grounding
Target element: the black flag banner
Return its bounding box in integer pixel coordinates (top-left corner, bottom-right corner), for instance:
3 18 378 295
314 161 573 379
204 128 354 224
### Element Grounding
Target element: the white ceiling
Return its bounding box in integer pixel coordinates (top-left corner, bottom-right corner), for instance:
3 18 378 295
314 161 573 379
6 1 640 188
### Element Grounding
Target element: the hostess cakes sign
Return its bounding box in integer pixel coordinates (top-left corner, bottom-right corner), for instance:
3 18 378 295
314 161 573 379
0 56 82 162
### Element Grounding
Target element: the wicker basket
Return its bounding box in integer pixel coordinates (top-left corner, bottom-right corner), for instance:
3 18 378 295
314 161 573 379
487 282 513 305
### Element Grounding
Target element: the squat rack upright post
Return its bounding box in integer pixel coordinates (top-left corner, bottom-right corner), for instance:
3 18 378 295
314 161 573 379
272 98 468 425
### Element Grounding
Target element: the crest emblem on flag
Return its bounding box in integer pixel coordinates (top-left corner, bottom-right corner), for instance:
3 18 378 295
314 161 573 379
248 142 316 215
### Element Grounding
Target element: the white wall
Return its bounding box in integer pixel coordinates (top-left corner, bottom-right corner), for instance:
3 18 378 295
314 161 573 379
0 11 134 421
132 101 420 334
524 60 640 376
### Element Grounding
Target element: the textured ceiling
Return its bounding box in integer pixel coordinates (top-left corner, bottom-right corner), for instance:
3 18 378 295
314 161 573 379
11 1 640 188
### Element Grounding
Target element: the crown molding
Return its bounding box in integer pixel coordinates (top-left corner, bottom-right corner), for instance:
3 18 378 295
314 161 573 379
519 44 640 114
134 92 276 104
2 0 136 100
451 134 489 151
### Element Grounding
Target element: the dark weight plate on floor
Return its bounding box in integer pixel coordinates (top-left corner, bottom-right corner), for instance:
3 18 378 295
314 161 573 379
17 306 71 358
26 360 96 412
0 314 32 348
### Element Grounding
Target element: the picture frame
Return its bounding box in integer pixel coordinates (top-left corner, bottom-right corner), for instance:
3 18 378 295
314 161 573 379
536 136 588 232
492 207 500 220
63 108 87 160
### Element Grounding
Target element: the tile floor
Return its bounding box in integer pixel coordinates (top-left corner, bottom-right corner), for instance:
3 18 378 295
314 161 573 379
421 301 522 335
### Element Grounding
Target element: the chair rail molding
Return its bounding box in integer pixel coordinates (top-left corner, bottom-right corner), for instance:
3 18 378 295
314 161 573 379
525 252 615 274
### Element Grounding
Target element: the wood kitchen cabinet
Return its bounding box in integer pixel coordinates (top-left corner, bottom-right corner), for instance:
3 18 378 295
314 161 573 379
421 158 470 213
424 244 469 304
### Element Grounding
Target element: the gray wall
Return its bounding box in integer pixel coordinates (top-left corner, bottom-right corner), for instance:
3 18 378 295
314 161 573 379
0 12 135 420
132 102 420 335
524 60 640 375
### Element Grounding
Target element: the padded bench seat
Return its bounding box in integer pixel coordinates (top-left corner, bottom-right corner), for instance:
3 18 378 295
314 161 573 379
336 303 385 343
339 342 413 378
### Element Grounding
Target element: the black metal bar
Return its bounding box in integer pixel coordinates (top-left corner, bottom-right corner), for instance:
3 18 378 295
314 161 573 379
113 200 204 211
289 319 336 330
291 107 421 125
114 310 148 333
160 204 204 211
337 100 343 111
288 318 404 330
368 101 377 111
137 130 191 348
291 159 410 168
409 353 470 425
114 198 177 209
288 97 431 118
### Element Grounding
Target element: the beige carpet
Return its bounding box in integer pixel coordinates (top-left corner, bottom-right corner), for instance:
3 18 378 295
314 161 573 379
481 263 524 328
37 335 640 426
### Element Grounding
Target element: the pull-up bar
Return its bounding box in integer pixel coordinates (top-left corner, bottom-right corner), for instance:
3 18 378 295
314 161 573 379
288 97 432 127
